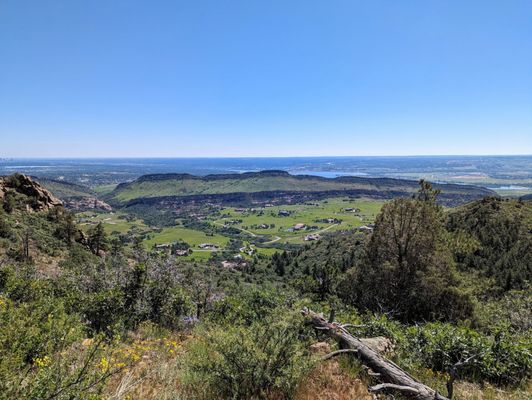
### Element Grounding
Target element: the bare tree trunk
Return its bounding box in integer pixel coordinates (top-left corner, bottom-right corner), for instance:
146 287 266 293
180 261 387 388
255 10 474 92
302 308 449 400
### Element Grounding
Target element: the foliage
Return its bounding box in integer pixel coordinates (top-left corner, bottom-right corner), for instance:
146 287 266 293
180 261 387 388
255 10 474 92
0 294 126 399
181 312 313 400
344 181 474 322
406 323 531 386
446 197 532 291
207 286 287 326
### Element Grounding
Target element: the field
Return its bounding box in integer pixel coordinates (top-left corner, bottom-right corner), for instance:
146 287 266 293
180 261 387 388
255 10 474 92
212 197 382 244
75 197 383 260
77 211 148 234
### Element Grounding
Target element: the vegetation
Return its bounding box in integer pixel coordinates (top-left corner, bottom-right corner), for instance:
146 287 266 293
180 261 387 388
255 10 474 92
0 175 530 399
106 170 494 204
447 197 532 292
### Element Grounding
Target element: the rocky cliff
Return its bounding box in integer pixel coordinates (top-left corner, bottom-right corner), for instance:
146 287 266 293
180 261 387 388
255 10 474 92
0 173 63 211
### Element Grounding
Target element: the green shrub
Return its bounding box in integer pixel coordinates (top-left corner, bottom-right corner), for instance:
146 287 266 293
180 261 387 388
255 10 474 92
181 312 312 400
207 286 285 326
406 323 531 386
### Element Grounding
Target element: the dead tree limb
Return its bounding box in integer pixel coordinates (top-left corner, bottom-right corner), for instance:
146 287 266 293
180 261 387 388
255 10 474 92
302 308 449 400
322 349 358 361
446 355 476 399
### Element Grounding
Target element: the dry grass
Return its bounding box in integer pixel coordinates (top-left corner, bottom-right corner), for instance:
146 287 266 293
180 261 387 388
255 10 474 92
446 381 531 400
295 359 373 400
103 331 189 400
99 334 531 400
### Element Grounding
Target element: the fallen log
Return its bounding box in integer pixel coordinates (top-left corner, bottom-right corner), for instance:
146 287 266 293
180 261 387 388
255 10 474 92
302 308 449 400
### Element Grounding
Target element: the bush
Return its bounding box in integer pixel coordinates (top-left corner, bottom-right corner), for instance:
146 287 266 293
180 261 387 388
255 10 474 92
207 286 285 326
181 312 312 400
406 323 531 386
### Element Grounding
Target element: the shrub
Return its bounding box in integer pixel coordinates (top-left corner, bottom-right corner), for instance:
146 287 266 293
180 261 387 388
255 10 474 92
181 312 312 399
406 323 531 386
207 286 285 326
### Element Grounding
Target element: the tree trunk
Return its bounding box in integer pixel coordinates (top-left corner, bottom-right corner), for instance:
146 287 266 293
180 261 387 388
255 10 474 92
302 308 449 400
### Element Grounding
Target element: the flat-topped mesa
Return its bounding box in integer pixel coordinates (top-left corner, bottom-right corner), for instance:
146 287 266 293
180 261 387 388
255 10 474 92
0 173 63 212
135 170 291 183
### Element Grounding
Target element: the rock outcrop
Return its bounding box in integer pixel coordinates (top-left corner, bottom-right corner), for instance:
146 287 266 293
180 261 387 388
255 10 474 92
62 196 112 211
0 173 63 211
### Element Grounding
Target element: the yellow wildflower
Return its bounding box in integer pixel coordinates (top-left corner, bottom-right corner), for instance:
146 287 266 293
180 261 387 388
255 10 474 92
99 357 110 372
34 356 51 368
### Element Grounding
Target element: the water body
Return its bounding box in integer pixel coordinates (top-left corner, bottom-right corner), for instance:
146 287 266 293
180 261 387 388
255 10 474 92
0 156 531 192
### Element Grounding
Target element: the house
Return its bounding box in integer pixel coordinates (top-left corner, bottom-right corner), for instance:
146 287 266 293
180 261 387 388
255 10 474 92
358 225 374 233
198 243 219 250
293 223 306 230
174 249 190 256
278 210 290 217
153 243 172 254
304 233 321 241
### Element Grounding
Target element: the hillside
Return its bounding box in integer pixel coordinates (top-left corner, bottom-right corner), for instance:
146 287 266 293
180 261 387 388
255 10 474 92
106 170 495 205
39 178 113 211
39 178 95 199
446 197 532 291
1 174 530 399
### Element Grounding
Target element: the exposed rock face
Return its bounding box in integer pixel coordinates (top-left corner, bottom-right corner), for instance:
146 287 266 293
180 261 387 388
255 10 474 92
62 196 112 211
0 173 63 211
360 336 395 355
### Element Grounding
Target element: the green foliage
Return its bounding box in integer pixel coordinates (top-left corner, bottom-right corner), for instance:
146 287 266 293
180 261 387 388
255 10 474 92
0 293 123 399
181 312 312 400
406 323 531 386
0 295 83 373
344 181 474 322
446 197 532 291
208 286 286 326
87 222 108 255
476 289 532 334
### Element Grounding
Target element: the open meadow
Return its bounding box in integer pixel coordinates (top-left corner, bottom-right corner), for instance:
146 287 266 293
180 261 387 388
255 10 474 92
75 197 383 260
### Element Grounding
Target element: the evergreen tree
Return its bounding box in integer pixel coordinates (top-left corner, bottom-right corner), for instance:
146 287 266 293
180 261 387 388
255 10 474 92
88 222 107 255
349 181 473 322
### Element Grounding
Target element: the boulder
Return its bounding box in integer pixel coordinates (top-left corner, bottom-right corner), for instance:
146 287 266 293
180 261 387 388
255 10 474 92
0 173 63 211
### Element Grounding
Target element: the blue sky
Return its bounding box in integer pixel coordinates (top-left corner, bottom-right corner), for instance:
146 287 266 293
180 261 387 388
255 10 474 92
1 1 531 157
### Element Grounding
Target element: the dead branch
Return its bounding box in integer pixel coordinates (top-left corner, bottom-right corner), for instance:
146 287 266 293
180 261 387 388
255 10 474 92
321 349 358 361
369 383 420 395
302 308 449 400
446 355 477 399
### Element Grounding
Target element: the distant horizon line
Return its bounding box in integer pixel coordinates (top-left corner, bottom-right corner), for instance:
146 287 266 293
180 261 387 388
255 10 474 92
2 154 531 159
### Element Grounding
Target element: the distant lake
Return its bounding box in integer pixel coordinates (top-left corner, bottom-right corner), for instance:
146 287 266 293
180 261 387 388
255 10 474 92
1 156 531 192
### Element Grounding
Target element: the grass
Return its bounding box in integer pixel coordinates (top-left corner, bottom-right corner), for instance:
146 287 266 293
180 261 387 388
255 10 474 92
212 197 382 244
144 226 230 248
109 176 382 202
76 211 148 234
75 197 383 259
92 183 118 196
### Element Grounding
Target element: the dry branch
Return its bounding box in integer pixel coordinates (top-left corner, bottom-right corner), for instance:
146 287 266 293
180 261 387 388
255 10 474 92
302 308 449 400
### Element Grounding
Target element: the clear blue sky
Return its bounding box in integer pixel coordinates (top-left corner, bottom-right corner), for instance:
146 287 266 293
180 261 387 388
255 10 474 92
1 1 531 157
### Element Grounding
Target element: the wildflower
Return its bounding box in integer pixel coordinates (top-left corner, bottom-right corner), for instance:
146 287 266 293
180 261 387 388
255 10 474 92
99 357 110 372
34 356 51 368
